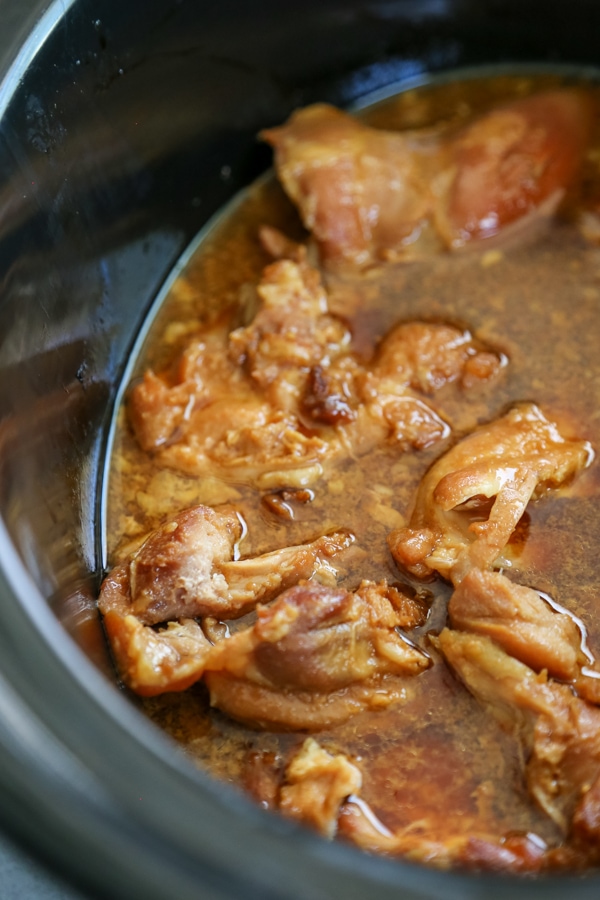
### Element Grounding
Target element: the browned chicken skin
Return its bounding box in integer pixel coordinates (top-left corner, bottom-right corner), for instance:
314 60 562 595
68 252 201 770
204 580 430 730
263 91 591 266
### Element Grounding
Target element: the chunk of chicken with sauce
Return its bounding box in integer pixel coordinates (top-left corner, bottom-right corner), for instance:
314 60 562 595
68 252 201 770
448 567 600 703
129 254 504 489
128 323 330 490
262 91 591 266
389 403 593 583
261 103 435 267
98 504 355 695
204 580 430 730
435 629 600 843
279 738 362 838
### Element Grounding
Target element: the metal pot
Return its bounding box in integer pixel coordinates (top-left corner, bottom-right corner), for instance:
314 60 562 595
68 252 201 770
0 1 598 897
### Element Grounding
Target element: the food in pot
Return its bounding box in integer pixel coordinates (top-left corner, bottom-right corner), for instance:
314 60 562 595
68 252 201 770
101 73 600 872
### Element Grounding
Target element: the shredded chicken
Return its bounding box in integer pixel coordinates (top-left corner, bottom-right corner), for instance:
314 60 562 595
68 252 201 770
98 504 354 695
204 580 430 730
261 103 435 267
279 739 362 838
229 257 351 411
337 798 549 872
388 403 592 583
262 91 590 265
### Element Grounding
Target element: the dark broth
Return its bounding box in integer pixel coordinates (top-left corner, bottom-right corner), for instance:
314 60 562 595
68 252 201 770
105 71 600 854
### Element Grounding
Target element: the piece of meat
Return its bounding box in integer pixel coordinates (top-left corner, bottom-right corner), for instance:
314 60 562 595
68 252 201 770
435 90 592 248
128 331 236 452
130 250 505 488
337 798 548 872
204 580 430 730
449 567 588 684
348 321 504 454
261 103 434 267
98 504 355 695
128 307 332 491
100 609 212 697
228 258 351 412
367 321 505 395
389 403 593 582
262 92 591 265
279 738 362 838
435 629 600 835
258 225 306 262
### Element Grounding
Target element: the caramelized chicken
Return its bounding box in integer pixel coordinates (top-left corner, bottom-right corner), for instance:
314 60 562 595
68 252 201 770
349 321 504 453
98 504 354 695
204 580 430 730
435 90 591 248
99 609 212 696
338 798 548 872
449 568 589 684
128 330 237 452
262 103 434 267
263 91 590 265
279 738 362 838
130 342 329 490
389 403 592 582
229 258 351 411
435 629 600 837
367 322 505 395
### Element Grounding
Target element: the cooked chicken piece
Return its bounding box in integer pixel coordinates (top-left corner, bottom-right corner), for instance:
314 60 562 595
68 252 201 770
338 798 548 871
131 245 507 487
129 331 330 490
389 403 592 582
571 771 600 860
304 319 503 451
258 224 307 262
129 330 238 452
229 258 351 411
347 321 503 453
434 90 591 248
204 580 430 730
449 568 589 684
261 103 434 267
435 629 600 835
262 92 590 264
100 608 212 697
98 504 355 695
279 738 362 838
368 322 505 395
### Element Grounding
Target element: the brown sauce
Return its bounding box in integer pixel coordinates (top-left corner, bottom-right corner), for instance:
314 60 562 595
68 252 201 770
104 71 600 863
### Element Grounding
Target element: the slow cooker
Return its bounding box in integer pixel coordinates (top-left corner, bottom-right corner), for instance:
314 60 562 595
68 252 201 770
1 1 600 897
